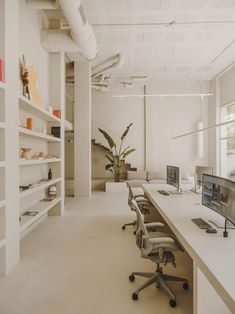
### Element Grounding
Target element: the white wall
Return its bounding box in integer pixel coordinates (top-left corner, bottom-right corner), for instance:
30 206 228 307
91 85 145 170
19 0 49 106
91 81 210 178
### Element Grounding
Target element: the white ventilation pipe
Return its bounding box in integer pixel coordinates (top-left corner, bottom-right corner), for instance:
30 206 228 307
91 54 124 79
92 84 110 92
40 0 97 60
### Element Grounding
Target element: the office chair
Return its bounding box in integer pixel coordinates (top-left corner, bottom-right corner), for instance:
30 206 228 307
122 181 153 232
129 199 189 308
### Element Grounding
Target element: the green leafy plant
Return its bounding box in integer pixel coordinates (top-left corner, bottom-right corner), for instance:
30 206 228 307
98 123 136 182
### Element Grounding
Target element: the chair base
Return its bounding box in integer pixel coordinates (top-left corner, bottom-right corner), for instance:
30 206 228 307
122 220 137 230
129 265 188 307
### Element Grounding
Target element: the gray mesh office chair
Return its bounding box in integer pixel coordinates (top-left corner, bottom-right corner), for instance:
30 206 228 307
129 199 189 308
122 181 153 232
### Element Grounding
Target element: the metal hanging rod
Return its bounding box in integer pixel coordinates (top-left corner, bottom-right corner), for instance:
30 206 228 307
92 21 235 27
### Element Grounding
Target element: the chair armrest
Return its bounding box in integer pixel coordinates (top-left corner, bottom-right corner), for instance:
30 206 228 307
145 222 164 228
148 237 175 245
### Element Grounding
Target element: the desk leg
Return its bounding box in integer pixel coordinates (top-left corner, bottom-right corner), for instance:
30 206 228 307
193 261 198 314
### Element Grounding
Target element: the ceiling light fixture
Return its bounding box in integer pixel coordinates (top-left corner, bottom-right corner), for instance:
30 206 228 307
112 93 213 98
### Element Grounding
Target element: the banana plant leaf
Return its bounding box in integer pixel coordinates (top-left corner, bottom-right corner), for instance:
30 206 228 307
121 123 133 141
120 146 130 156
123 148 136 159
105 155 114 163
98 128 116 149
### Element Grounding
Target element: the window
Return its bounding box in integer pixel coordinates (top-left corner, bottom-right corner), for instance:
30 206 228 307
220 103 235 179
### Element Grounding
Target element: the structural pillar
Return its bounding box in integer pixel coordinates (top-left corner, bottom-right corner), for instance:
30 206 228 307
74 61 91 197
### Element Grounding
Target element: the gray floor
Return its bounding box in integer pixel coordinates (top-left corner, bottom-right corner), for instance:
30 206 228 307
0 192 193 314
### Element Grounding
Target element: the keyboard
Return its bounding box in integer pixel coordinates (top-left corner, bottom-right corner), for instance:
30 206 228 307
191 218 211 229
158 190 170 196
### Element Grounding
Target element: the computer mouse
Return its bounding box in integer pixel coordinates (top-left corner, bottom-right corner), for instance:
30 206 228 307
205 228 217 234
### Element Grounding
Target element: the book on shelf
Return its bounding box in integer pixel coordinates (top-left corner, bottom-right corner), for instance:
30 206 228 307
0 59 4 82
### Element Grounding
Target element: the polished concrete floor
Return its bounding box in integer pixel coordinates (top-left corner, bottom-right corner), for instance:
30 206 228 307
0 192 193 314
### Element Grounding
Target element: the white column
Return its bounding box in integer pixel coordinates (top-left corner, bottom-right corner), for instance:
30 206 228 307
74 61 91 197
49 53 65 215
5 0 20 274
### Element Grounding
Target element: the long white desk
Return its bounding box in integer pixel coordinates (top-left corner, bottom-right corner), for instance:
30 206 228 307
143 184 235 314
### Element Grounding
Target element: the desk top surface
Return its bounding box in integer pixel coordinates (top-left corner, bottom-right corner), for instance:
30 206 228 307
142 183 235 312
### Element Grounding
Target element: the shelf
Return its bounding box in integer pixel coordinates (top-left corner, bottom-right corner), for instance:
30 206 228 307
0 239 6 249
65 119 74 131
19 95 61 123
0 122 5 129
19 197 61 233
0 161 5 168
0 200 6 207
19 127 61 142
20 177 61 199
19 158 61 166
0 81 5 90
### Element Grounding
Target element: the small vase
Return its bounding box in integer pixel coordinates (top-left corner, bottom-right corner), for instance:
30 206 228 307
21 148 32 160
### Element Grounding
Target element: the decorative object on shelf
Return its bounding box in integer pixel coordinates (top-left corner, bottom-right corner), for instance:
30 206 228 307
19 185 29 191
19 55 30 99
48 106 53 115
42 123 47 134
98 123 136 182
51 126 60 138
48 185 57 200
21 148 32 160
53 109 61 119
22 211 38 216
48 168 52 180
26 117 33 130
0 59 5 82
27 61 42 106
38 152 47 159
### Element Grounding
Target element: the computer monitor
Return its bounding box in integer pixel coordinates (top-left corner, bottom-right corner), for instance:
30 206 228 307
166 165 181 194
202 174 235 228
193 166 213 193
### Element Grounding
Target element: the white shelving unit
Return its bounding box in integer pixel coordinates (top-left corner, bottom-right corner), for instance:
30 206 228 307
0 0 65 276
19 127 61 142
19 177 61 199
19 197 61 233
19 158 61 166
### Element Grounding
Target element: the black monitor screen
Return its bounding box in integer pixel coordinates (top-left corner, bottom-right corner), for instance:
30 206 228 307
167 165 180 189
202 174 235 226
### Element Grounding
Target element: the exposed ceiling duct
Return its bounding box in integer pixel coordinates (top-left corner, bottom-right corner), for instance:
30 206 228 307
91 54 124 79
28 0 97 60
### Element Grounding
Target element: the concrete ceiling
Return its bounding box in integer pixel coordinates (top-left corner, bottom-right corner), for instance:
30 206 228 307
73 0 235 82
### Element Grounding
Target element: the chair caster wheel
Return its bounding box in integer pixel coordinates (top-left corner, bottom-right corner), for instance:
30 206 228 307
133 231 136 235
129 275 135 282
132 292 138 300
122 226 125 230
183 282 189 290
169 299 176 307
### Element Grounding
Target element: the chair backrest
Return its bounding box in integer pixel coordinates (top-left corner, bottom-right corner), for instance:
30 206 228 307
127 181 134 207
131 199 148 236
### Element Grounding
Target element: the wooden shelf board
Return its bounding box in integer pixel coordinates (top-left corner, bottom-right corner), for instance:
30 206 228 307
19 197 61 233
19 158 61 166
0 81 5 90
19 95 61 123
20 177 61 199
19 127 61 142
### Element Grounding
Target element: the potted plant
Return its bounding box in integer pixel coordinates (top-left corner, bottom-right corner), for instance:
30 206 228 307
98 123 136 182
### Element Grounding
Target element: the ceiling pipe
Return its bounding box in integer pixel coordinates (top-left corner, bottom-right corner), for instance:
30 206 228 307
39 0 97 60
27 0 58 9
91 84 110 92
91 54 124 79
